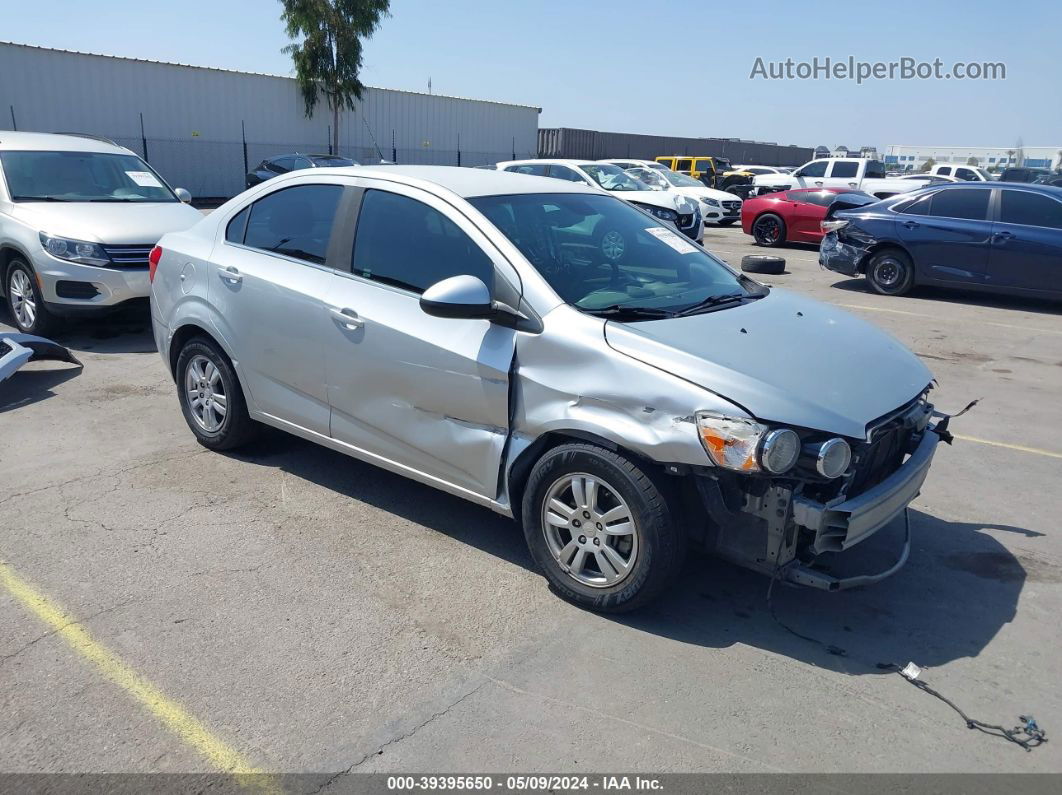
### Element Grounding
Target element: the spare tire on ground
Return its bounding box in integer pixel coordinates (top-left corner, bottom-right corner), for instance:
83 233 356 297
740 254 786 275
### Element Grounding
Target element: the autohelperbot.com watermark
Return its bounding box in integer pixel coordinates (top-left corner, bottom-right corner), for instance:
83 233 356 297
749 56 1006 83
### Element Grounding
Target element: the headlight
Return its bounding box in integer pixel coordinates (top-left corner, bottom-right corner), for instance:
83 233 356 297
39 233 110 266
636 204 678 222
811 437 852 479
701 198 720 207
695 412 799 474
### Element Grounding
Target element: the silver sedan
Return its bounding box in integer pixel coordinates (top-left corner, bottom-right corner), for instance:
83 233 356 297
151 165 943 611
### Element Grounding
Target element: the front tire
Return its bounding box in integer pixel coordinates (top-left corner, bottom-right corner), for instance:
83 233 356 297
752 213 786 247
521 443 684 612
6 260 57 336
175 338 259 450
866 249 915 296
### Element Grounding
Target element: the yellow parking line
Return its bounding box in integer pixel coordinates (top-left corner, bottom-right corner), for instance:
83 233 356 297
0 560 279 793
952 434 1062 460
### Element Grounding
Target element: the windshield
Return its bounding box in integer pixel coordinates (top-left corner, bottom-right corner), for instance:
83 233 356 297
625 168 668 190
580 164 645 192
663 171 704 188
469 193 756 316
0 150 177 202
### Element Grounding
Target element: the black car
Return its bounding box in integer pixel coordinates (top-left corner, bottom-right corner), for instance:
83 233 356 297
819 182 1062 299
999 167 1056 184
245 153 359 189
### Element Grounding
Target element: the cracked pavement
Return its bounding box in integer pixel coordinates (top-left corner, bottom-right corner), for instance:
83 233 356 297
1 227 1061 779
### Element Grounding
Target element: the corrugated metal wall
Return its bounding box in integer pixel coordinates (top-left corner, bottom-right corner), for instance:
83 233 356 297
0 43 540 197
538 127 813 167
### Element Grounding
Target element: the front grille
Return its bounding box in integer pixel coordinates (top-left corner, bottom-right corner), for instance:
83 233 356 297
101 244 153 268
846 402 926 497
722 200 742 210
56 280 101 299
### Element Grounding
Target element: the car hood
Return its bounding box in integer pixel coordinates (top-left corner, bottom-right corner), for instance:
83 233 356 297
10 201 203 245
603 288 932 439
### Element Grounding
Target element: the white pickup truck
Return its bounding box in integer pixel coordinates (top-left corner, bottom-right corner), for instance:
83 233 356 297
752 158 932 199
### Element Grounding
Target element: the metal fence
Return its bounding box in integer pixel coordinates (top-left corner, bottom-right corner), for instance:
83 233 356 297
101 134 536 200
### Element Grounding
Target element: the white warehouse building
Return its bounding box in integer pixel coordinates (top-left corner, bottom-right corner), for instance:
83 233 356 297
0 42 541 198
885 144 1062 173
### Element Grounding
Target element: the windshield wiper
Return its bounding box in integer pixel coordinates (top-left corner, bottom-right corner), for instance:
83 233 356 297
11 195 70 202
677 291 762 316
582 304 676 320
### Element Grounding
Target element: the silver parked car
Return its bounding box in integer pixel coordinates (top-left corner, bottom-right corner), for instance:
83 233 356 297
151 166 945 611
0 132 202 335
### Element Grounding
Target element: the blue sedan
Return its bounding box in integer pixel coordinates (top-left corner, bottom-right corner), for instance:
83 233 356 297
819 182 1062 299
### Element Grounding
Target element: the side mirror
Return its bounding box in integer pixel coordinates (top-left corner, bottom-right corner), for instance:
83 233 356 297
420 274 534 330
420 275 495 320
175 188 192 203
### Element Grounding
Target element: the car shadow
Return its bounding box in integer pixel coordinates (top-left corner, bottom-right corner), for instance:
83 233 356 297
0 363 83 412
828 278 1062 315
0 300 158 355
613 508 1037 675
227 433 1032 675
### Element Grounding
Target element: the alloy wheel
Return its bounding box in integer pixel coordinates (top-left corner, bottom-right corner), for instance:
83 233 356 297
754 216 781 245
9 269 36 330
184 354 228 433
541 473 638 588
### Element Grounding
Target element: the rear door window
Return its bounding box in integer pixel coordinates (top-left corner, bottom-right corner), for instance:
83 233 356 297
999 190 1062 228
829 161 859 178
352 189 494 294
676 159 693 172
936 166 952 176
927 188 990 221
243 184 343 264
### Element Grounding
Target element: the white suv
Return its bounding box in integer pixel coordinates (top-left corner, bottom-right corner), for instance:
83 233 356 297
0 132 202 334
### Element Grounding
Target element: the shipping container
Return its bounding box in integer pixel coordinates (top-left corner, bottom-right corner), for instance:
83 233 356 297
538 127 812 167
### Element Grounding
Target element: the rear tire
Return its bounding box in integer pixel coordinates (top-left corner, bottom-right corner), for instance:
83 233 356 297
752 213 786 247
866 249 914 296
5 259 57 336
175 338 259 451
521 443 684 613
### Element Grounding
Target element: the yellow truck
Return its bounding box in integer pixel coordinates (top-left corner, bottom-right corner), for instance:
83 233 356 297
655 155 756 196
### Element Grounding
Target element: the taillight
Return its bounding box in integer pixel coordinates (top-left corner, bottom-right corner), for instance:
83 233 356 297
820 219 849 234
148 245 162 282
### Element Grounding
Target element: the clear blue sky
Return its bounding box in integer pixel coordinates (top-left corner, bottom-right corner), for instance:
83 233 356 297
1 0 1059 149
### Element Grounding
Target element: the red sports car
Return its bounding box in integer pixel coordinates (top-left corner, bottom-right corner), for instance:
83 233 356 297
741 188 873 247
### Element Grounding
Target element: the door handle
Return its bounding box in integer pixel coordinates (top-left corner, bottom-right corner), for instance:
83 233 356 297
814 181 824 187
328 306 364 329
902 220 920 229
220 266 242 284
848 182 858 188
993 231 1014 242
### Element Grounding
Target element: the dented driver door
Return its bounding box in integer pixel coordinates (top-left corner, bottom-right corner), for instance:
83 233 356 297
323 181 518 504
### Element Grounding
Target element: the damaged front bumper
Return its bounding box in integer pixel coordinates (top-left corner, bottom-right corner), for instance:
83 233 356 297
784 428 938 590
695 420 942 592
0 333 82 384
